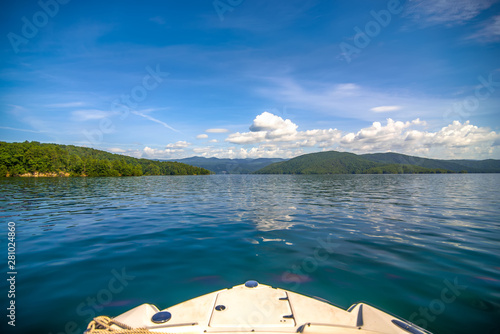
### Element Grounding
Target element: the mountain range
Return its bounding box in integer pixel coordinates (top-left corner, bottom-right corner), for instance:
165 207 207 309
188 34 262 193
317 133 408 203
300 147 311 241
171 151 500 174
255 151 500 174
361 152 500 173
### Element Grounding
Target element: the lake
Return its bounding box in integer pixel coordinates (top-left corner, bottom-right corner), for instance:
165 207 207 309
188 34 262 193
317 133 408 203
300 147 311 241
1 174 499 334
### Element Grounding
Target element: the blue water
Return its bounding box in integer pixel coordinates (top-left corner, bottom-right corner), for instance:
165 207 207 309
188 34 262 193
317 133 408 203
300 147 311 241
1 174 499 334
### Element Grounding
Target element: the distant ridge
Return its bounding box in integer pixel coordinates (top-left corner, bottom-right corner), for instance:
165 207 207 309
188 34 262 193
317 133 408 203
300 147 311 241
362 152 500 173
5 141 497 177
254 151 500 174
166 157 287 174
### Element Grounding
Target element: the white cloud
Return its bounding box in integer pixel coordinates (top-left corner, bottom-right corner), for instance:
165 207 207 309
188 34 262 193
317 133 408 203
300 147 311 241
227 131 267 144
138 141 192 159
206 128 230 133
371 106 402 113
404 0 497 26
196 134 209 139
209 139 218 143
108 148 126 153
126 114 499 160
339 119 424 150
166 141 191 149
143 146 184 158
249 111 298 139
191 145 302 159
227 112 300 144
225 112 499 159
338 119 499 158
227 112 342 148
426 121 498 148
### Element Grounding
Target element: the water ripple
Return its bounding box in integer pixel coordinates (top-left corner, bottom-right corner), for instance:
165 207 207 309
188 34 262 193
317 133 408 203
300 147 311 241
0 174 499 333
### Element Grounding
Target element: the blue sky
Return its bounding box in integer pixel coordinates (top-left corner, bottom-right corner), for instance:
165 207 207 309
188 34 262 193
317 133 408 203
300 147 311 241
1 0 500 159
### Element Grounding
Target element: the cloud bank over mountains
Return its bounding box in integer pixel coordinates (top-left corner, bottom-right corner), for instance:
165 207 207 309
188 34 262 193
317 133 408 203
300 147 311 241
124 112 499 160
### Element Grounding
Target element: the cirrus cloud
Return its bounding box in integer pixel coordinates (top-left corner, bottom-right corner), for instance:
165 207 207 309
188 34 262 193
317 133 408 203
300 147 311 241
465 15 500 43
72 109 116 121
404 0 497 27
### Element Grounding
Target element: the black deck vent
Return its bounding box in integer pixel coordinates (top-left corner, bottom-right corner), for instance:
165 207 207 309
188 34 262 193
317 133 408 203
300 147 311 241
392 319 426 334
356 304 364 327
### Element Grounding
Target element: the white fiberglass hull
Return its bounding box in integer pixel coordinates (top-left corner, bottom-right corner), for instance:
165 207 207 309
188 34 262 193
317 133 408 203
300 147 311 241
85 281 432 334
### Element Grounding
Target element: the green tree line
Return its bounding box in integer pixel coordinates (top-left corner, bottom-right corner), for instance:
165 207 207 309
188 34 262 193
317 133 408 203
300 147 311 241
364 164 453 174
255 151 455 174
0 141 211 177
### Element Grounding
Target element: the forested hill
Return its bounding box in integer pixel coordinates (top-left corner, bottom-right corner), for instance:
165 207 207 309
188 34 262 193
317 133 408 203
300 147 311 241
0 141 211 177
254 151 500 174
361 152 500 173
255 151 381 174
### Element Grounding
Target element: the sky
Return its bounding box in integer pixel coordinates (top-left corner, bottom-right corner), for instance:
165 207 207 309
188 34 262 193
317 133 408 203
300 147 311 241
1 0 500 160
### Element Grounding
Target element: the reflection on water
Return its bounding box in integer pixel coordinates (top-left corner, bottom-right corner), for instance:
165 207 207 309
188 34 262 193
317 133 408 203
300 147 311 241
252 207 296 232
0 174 499 334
